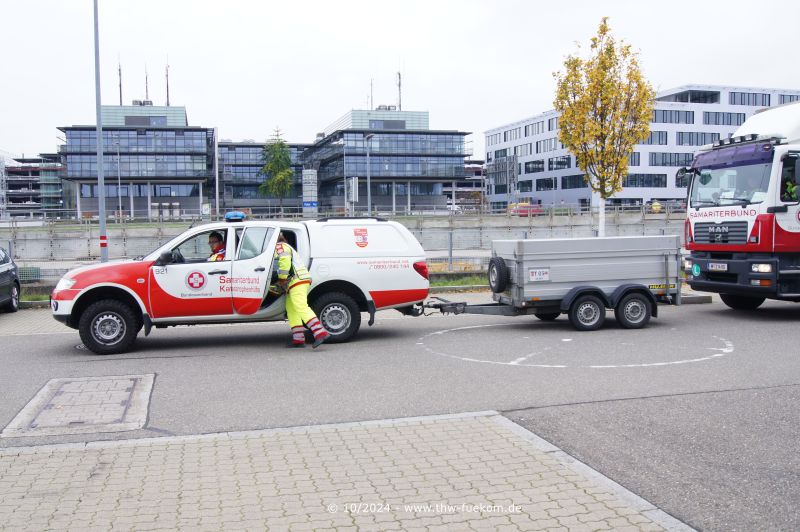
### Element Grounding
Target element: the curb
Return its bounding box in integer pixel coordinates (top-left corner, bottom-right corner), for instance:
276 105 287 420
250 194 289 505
19 301 50 309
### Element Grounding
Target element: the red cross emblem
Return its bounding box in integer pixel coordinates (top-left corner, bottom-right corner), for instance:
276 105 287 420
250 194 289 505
186 271 206 290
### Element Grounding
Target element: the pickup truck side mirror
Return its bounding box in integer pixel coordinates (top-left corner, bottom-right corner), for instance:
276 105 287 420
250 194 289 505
154 251 173 267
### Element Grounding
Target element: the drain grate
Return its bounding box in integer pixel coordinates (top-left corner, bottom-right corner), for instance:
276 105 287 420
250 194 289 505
1 374 154 438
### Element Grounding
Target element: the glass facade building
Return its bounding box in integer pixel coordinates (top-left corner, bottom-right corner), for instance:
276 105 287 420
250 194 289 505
302 110 470 212
217 141 308 211
59 104 215 219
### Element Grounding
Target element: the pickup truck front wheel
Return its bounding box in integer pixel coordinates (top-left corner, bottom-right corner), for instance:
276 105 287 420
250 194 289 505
311 292 361 343
78 299 139 355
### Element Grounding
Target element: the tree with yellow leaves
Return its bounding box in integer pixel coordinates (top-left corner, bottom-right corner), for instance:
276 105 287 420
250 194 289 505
554 17 655 236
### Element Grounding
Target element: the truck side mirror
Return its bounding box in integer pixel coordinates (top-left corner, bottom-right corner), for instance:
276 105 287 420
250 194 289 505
155 251 173 267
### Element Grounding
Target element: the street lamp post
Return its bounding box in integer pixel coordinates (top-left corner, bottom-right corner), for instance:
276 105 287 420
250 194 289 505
365 134 374 215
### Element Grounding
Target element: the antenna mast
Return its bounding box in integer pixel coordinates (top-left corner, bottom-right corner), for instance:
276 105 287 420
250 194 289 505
397 72 402 111
118 59 122 105
165 62 170 106
145 65 149 101
370 78 373 110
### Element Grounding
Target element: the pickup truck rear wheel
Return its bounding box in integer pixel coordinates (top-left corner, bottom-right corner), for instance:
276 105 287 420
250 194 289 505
78 299 139 355
488 257 509 293
720 294 765 311
568 294 606 331
311 292 361 343
614 292 651 329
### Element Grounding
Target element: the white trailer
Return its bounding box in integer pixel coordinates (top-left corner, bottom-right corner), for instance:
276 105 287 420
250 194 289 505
428 235 682 331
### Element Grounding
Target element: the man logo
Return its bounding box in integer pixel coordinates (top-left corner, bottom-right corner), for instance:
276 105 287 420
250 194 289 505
186 271 206 290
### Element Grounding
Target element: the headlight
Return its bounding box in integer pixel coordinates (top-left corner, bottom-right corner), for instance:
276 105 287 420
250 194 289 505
55 277 77 291
751 263 772 273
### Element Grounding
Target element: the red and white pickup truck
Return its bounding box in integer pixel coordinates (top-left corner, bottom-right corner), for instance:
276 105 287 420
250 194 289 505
51 216 429 354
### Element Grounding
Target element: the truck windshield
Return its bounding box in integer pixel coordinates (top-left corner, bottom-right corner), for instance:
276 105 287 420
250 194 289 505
689 162 771 208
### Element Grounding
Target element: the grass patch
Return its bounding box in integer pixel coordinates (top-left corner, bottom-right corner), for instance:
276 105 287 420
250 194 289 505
21 294 50 302
430 275 487 287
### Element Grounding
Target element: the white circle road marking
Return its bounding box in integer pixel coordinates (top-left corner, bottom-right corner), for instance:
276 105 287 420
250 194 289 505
417 323 734 369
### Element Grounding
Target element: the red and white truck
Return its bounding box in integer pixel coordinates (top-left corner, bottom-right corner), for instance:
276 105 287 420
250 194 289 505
683 101 800 309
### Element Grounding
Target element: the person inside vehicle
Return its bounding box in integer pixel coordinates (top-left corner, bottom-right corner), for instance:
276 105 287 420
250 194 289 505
274 232 330 348
207 231 226 261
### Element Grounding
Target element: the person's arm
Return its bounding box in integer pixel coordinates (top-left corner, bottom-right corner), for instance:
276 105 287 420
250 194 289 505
276 245 291 284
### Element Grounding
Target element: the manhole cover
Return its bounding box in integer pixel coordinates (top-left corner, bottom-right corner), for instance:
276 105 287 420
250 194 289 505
1 374 154 438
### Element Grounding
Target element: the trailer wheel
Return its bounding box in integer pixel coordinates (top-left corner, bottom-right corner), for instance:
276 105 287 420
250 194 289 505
568 294 606 331
488 257 509 293
534 312 560 321
720 294 765 311
614 292 651 329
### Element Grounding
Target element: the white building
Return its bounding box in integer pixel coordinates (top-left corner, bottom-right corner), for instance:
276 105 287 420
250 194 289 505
484 85 800 209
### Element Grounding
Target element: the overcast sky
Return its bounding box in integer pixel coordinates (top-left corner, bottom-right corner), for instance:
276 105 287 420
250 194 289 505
2 0 799 162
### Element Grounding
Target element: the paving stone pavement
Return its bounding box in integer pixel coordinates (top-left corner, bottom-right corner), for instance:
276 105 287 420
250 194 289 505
0 412 691 532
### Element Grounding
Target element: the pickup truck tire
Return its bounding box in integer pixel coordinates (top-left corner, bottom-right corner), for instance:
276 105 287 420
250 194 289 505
311 292 361 343
568 294 606 331
720 294 765 311
78 299 139 355
488 257 509 293
534 311 560 321
3 283 19 313
614 292 651 329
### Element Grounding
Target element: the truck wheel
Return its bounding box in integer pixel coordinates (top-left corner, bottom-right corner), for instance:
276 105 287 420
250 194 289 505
78 299 139 355
534 312 560 321
614 292 651 329
3 283 19 313
311 292 361 343
568 294 606 331
488 257 509 293
720 294 765 311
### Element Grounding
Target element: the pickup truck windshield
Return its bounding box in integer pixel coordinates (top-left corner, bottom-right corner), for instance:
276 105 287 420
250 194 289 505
689 162 771 208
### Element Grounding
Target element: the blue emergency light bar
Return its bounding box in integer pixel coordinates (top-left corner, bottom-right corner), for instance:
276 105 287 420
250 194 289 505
224 211 247 222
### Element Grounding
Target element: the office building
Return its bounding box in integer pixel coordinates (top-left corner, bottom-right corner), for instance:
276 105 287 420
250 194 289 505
59 102 215 219
484 85 800 209
0 155 63 219
301 107 471 212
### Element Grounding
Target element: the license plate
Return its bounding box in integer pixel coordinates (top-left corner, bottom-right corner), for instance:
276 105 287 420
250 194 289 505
708 262 728 272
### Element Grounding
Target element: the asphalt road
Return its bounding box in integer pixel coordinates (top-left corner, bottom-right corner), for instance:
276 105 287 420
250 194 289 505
1 293 799 530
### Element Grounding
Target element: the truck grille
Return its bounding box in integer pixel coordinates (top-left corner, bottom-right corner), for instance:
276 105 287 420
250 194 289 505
693 221 748 245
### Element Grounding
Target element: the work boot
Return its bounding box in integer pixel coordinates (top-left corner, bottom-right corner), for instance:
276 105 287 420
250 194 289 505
287 341 305 348
312 332 330 349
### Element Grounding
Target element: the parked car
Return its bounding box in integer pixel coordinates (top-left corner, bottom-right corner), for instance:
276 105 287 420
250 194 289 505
509 202 545 217
0 247 20 313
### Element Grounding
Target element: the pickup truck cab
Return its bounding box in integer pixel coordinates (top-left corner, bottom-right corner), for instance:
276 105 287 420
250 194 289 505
51 216 429 354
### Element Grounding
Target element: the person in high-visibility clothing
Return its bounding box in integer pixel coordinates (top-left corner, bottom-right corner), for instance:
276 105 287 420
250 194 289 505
207 231 227 262
274 233 330 348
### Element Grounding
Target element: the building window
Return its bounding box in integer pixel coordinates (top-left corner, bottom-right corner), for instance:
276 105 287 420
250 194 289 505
561 174 588 189
514 144 532 157
729 92 770 106
780 94 800 104
649 152 694 167
548 155 571 171
548 117 559 131
524 121 545 137
536 177 556 191
503 128 522 142
652 110 694 124
676 132 721 146
640 131 668 145
518 180 533 193
623 173 667 187
524 160 544 173
535 137 558 154
629 152 640 166
494 148 508 160
703 112 746 126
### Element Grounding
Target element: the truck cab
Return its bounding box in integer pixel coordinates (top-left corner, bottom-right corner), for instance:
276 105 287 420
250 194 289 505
683 101 800 309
